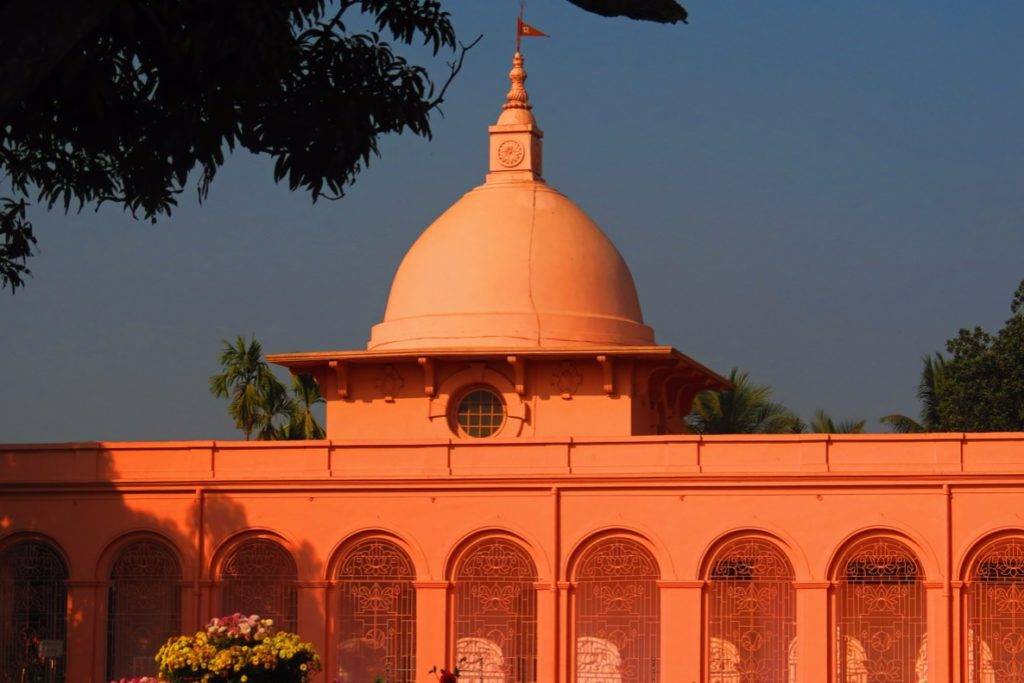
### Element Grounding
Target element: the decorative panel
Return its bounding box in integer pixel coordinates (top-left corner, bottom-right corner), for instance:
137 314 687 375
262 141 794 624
220 538 297 632
835 538 927 683
454 539 537 682
336 539 416 683
708 538 796 682
106 541 182 680
0 540 68 682
967 537 1024 682
575 538 660 683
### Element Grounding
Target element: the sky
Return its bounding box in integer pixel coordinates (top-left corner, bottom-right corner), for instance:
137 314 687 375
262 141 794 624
2 1 1022 442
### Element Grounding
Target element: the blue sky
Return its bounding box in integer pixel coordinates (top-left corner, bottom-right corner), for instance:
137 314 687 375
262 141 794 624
2 1 1022 441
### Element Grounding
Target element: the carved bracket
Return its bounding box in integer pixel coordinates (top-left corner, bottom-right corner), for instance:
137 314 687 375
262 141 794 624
328 360 349 399
418 357 436 397
596 355 614 395
506 355 526 395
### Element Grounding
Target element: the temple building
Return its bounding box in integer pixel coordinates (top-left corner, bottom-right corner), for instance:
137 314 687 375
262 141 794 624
3 50 1024 683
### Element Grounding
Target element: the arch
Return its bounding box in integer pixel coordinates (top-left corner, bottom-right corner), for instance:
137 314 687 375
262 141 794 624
326 528 429 583
445 526 551 583
705 535 796 683
94 529 184 581
217 534 298 631
0 536 69 681
962 532 1024 682
452 535 538 683
697 527 811 584
333 535 417 683
572 534 660 683
105 538 182 680
832 534 927 683
428 365 527 438
826 526 938 583
565 526 670 583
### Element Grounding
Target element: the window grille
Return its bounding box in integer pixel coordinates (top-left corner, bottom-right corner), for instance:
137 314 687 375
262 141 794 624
336 539 416 683
967 537 1024 682
106 541 182 680
220 538 297 632
707 538 796 682
456 389 506 438
454 539 537 682
575 538 660 683
835 538 926 683
0 540 68 682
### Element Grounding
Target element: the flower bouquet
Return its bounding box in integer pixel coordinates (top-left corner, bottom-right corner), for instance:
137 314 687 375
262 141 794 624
155 613 321 683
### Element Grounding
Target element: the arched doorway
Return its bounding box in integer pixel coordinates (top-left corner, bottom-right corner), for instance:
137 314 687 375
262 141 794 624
0 539 68 681
335 538 416 683
966 536 1024 682
706 537 796 682
574 537 660 683
219 537 297 631
834 537 926 682
106 539 181 679
453 538 537 682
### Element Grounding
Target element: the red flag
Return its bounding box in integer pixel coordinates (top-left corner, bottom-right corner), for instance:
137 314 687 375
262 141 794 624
517 18 548 39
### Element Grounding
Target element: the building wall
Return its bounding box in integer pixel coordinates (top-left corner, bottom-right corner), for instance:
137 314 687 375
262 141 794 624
2 434 1024 682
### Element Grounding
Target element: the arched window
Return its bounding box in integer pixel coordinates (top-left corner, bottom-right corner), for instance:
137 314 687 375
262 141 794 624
835 538 926 683
0 540 68 682
335 538 416 683
220 538 297 631
106 540 182 680
574 538 660 683
707 538 796 682
453 538 537 682
966 536 1024 682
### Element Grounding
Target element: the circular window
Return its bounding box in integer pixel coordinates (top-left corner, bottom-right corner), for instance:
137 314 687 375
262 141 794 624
455 388 506 438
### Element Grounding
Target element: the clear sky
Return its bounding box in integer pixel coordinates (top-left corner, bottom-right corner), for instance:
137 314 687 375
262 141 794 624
2 2 1022 442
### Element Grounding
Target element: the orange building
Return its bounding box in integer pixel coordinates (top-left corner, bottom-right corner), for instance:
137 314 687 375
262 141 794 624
3 52 1024 683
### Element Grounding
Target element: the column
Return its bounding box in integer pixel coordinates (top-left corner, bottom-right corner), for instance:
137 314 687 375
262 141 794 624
795 581 830 683
415 581 449 683
65 580 99 682
296 582 329 681
659 581 703 682
535 582 557 682
926 582 951 683
951 581 964 683
557 581 572 683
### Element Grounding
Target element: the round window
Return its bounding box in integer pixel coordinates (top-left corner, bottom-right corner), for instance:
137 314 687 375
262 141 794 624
455 388 506 438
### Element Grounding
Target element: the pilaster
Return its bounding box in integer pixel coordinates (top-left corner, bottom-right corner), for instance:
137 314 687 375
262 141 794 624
659 580 703 682
925 582 951 683
795 581 830 683
415 581 449 683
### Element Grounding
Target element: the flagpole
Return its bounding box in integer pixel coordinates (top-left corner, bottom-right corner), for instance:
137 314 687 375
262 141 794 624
516 0 525 53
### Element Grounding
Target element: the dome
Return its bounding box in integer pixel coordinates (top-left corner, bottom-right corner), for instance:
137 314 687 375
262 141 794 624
367 52 654 350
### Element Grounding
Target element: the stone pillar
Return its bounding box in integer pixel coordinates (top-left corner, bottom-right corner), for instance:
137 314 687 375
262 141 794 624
65 580 99 682
415 581 449 683
535 582 557 682
297 582 329 681
951 581 964 682
557 581 573 683
659 581 703 683
926 582 951 683
795 582 830 683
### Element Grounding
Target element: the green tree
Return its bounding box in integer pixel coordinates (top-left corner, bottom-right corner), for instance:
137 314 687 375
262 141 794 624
935 279 1024 431
808 409 866 434
209 335 284 440
880 353 948 433
0 0 687 291
688 367 802 434
283 373 326 440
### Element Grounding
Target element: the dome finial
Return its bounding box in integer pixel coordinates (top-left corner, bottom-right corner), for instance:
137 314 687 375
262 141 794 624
503 51 531 112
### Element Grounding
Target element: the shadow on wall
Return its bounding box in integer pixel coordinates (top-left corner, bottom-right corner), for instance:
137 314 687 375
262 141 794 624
0 444 325 681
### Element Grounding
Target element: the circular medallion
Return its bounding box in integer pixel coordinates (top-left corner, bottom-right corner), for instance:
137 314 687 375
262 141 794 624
497 140 525 168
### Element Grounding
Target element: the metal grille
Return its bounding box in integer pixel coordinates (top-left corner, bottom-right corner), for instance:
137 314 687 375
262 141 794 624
106 541 182 680
574 538 660 683
454 539 537 682
835 538 927 683
967 537 1024 682
335 539 416 683
220 538 297 631
707 538 796 682
0 540 68 682
456 389 506 438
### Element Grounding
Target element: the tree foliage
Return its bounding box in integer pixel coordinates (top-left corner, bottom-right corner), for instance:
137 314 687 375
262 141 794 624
0 0 687 292
808 409 866 434
209 335 324 440
880 353 947 433
688 367 802 434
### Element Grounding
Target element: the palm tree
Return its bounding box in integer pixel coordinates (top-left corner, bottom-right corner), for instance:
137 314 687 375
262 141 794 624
809 409 866 434
880 353 947 433
284 373 325 440
254 378 294 440
688 367 802 434
209 335 283 440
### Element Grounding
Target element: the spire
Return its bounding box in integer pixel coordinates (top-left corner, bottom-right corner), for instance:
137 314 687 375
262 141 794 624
503 51 531 113
487 51 544 183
